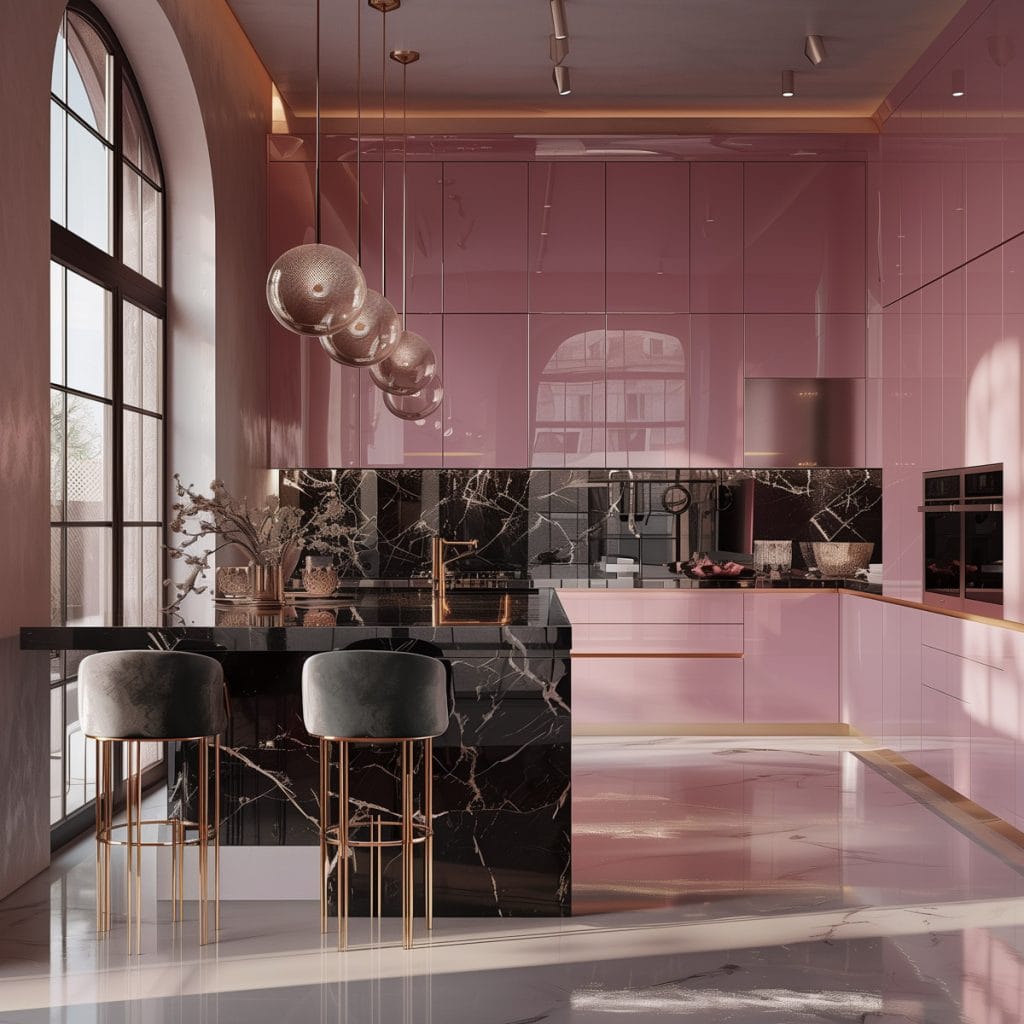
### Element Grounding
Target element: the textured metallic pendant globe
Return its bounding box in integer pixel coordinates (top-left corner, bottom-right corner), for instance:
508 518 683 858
383 374 444 421
368 330 437 395
318 290 402 367
266 243 367 337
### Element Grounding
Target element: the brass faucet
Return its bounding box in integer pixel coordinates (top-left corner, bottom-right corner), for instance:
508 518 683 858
430 536 479 611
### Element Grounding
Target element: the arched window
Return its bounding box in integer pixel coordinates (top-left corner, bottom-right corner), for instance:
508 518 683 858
49 1 166 831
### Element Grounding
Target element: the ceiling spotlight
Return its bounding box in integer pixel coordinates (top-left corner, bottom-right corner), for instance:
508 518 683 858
952 69 965 97
550 0 568 40
781 69 795 97
550 33 569 64
804 34 826 65
553 63 571 96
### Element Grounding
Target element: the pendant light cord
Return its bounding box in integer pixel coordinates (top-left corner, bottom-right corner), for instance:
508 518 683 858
314 0 321 243
402 60 408 328
355 0 362 259
381 7 387 298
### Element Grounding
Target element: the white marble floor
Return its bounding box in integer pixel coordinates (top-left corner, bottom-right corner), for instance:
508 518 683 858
3 736 1024 1022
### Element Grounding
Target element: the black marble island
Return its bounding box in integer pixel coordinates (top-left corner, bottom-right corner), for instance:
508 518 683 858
22 589 571 917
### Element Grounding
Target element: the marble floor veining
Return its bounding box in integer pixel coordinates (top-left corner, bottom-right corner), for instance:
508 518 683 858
4 735 1024 1022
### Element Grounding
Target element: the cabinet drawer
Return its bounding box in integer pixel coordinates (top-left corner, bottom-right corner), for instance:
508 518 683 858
556 590 743 625
571 623 743 654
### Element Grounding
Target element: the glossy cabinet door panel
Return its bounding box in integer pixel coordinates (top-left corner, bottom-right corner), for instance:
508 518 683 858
606 163 689 312
689 314 743 467
744 162 865 314
690 163 743 312
359 314 442 468
528 163 605 312
529 314 606 467
572 657 743 726
742 593 839 722
918 682 971 795
443 314 528 468
359 162 442 313
744 314 866 378
443 163 528 313
839 593 883 740
605 313 689 468
560 590 743 625
570 623 743 655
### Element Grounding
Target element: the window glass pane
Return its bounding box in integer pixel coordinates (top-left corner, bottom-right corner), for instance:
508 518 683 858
50 102 66 226
65 526 112 625
66 396 111 521
50 390 64 521
141 179 161 283
66 11 109 138
122 82 141 168
123 527 161 626
123 526 141 625
123 302 141 407
50 262 64 384
50 686 64 824
50 528 63 627
142 312 162 413
52 15 66 101
66 270 110 397
123 410 142 522
65 682 93 815
144 526 162 624
122 163 141 273
143 415 161 521
67 117 110 253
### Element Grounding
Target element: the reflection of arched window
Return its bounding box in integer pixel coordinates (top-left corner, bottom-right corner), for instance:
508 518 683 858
49 1 166 830
534 328 686 465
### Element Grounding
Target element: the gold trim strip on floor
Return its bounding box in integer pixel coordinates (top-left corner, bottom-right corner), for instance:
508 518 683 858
572 722 852 737
854 746 1024 875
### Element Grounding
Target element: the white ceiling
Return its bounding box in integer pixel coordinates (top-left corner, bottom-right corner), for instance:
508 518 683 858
227 0 965 122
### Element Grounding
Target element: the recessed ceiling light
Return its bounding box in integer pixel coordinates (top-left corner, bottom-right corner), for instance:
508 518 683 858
553 64 571 96
804 34 827 65
781 70 795 97
952 69 965 97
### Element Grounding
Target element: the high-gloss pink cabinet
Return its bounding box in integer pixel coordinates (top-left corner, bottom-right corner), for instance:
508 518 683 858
605 313 688 468
529 313 606 467
606 163 689 312
528 163 604 313
689 314 743 467
840 593 883 739
443 163 527 313
442 314 528 467
742 593 840 722
744 314 866 378
690 163 742 313
744 162 865 314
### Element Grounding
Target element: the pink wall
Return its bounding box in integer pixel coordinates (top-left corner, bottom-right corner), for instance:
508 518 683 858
267 150 869 469
873 0 1024 621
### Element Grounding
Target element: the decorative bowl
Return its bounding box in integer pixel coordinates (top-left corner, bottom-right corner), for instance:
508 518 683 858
752 540 793 573
812 541 875 578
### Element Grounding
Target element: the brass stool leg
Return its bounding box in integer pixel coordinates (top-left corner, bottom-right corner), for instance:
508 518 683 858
214 736 221 934
319 737 327 933
425 737 434 931
103 741 112 933
94 739 103 934
198 737 209 946
124 740 134 956
339 740 349 951
401 740 413 949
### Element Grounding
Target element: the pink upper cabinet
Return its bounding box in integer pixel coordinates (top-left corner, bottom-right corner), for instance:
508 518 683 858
689 314 743 467
606 163 689 313
744 314 866 378
359 162 442 314
1003 0 1024 239
744 162 866 314
528 163 604 313
605 313 688 467
690 163 743 313
529 313 606 467
442 314 529 468
443 163 528 313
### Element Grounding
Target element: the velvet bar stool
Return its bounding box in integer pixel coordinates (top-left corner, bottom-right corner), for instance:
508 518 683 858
78 649 228 954
301 649 450 950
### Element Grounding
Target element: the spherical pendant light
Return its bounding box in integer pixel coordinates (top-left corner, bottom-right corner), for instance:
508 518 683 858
383 374 444 421
266 243 367 337
318 290 402 367
369 330 437 395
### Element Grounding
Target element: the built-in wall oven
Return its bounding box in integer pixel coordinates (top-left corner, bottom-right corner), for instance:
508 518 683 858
921 464 1003 615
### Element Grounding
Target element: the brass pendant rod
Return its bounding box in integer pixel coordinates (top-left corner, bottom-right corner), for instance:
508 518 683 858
402 59 407 328
380 6 386 298
314 0 322 243
356 0 362 259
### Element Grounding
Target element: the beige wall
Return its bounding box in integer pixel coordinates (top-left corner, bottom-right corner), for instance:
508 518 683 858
0 0 272 897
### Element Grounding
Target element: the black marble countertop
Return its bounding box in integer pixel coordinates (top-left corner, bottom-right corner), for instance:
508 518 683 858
543 574 883 594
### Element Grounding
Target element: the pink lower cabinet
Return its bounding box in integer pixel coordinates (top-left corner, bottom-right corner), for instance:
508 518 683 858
572 657 743 728
839 593 883 739
742 593 840 723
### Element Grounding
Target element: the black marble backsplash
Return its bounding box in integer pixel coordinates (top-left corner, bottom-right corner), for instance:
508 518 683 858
281 468 881 583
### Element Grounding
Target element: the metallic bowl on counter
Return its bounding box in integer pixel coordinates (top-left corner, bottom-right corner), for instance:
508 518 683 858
811 541 875 578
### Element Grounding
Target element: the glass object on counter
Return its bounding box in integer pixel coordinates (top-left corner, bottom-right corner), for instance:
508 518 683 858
752 539 792 573
216 565 251 599
302 556 339 597
812 541 874 578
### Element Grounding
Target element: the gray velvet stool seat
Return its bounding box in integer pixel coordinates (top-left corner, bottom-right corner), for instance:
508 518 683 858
301 649 450 950
78 649 228 953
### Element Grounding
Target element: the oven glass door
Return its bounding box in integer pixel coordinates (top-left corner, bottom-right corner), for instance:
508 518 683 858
964 509 1003 607
924 510 962 600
